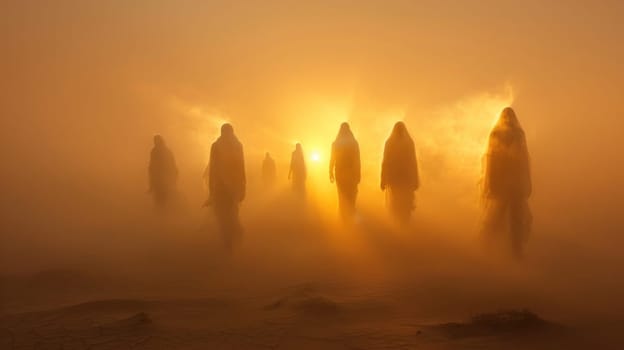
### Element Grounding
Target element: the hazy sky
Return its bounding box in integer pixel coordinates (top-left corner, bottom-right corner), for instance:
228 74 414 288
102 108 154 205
1 1 623 266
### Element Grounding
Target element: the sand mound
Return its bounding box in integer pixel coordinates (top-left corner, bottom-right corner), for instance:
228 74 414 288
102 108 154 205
264 284 341 316
100 312 151 334
63 299 149 314
429 309 563 339
0 308 154 349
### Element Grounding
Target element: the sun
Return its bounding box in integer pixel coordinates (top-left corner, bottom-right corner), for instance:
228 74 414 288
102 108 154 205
310 151 321 163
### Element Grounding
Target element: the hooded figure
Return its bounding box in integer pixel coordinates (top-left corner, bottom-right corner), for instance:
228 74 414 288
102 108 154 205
262 152 277 188
207 124 246 248
381 122 419 223
288 143 307 195
148 135 178 208
329 122 361 221
481 107 532 257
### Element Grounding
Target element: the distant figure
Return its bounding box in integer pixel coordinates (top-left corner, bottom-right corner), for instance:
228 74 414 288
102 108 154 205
329 123 361 221
381 122 419 223
262 152 277 188
148 135 178 209
481 107 532 257
206 124 246 249
288 143 307 195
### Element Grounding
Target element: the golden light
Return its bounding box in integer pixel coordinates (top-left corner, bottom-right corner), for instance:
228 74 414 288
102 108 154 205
310 151 321 163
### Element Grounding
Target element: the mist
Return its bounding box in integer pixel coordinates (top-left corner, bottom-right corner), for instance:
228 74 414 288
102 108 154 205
1 1 624 348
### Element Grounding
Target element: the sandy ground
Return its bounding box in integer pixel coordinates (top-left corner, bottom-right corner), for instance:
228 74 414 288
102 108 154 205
1 284 619 349
2 193 624 349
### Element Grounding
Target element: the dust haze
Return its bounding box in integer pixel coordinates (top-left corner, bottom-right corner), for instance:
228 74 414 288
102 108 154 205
1 1 624 348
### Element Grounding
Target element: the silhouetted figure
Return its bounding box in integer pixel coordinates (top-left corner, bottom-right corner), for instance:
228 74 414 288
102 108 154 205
148 135 178 209
206 124 246 249
262 152 277 189
288 143 307 195
330 123 361 221
381 122 419 223
481 107 532 258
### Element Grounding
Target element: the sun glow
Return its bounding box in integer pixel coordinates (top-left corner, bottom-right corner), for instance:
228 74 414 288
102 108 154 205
310 151 321 162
